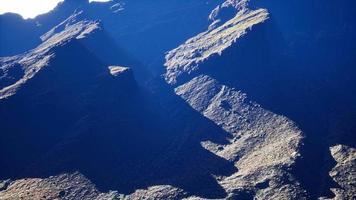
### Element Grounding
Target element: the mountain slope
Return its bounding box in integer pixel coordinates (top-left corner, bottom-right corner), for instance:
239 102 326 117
163 3 307 198
0 0 355 199
320 145 356 200
0 11 138 179
0 9 238 199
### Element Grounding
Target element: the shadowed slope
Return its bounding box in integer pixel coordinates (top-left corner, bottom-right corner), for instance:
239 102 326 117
0 12 238 199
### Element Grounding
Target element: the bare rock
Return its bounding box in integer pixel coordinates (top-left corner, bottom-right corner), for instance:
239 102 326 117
320 145 356 200
165 7 268 85
175 75 306 199
0 11 100 100
0 179 11 191
0 173 102 200
108 66 131 77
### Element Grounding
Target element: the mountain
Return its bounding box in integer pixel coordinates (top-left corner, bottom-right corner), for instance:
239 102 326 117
322 145 356 200
0 11 137 178
0 10 239 199
0 0 355 199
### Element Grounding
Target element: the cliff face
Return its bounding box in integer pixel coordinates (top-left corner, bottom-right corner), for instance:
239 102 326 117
0 12 138 179
175 76 305 199
165 8 269 85
0 12 101 100
164 3 306 198
166 0 356 198
0 0 355 199
320 145 356 200
0 9 239 199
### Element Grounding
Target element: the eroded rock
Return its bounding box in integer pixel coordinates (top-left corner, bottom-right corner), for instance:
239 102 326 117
320 145 356 200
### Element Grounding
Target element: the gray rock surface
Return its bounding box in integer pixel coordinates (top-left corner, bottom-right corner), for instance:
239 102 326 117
0 179 11 192
0 11 99 100
0 1 305 199
320 145 356 200
174 75 306 199
165 7 268 84
0 173 187 200
108 66 131 77
163 1 306 198
1 0 354 200
0 173 101 200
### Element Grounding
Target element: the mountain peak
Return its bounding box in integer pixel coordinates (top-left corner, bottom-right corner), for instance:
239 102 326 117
0 0 355 199
0 12 100 100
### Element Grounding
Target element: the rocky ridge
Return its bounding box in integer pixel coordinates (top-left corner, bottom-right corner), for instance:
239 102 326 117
0 1 306 199
0 0 355 199
0 173 105 200
164 1 306 199
0 11 100 99
0 172 190 200
320 145 356 200
165 7 268 85
108 66 131 77
174 76 305 199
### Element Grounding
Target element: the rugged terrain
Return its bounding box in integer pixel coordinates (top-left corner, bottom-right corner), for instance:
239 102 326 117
320 145 356 200
0 0 355 199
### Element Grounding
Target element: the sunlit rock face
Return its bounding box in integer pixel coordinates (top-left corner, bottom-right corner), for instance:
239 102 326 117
0 11 100 100
108 66 131 77
175 75 305 199
319 145 356 200
0 0 355 199
164 2 306 198
0 173 105 200
0 8 238 199
0 12 139 180
165 8 269 85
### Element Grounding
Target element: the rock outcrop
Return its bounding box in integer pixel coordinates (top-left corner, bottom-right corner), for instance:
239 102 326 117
0 12 139 180
320 145 356 200
0 0 355 199
174 75 305 199
0 11 100 100
164 1 306 199
0 172 189 200
165 8 268 85
0 173 107 200
0 7 236 200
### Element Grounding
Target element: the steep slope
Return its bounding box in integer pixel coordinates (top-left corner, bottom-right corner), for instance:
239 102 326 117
0 10 238 199
0 13 42 57
0 172 190 200
0 173 111 200
0 9 119 184
166 0 356 198
0 0 89 57
319 145 356 200
0 0 226 73
175 76 304 199
0 11 138 178
81 0 227 74
0 11 100 100
164 2 306 199
0 0 355 199
165 8 269 84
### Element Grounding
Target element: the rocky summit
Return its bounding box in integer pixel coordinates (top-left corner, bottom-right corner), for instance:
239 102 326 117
0 0 355 199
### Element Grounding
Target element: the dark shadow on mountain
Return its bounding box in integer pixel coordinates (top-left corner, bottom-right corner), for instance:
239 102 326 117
2 0 354 198
0 0 225 72
176 12 356 198
0 13 42 56
0 36 236 199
